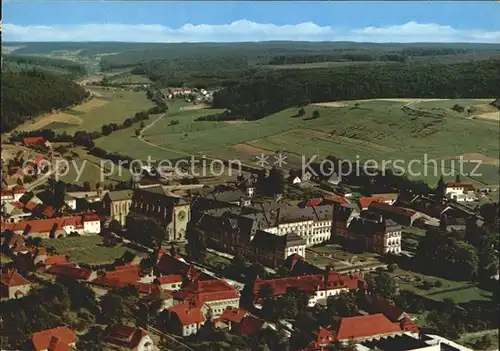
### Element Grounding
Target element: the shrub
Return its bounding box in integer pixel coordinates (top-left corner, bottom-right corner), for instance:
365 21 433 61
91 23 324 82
387 263 398 272
420 280 433 290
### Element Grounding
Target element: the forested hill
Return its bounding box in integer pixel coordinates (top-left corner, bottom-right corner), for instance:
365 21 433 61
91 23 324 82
212 58 500 121
1 70 88 132
3 55 87 77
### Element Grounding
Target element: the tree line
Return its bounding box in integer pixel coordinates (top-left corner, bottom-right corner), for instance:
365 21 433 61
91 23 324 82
268 53 406 65
211 59 500 121
4 55 87 76
1 70 88 132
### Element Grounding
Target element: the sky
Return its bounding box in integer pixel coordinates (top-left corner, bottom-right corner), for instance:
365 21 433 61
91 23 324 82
3 1 500 43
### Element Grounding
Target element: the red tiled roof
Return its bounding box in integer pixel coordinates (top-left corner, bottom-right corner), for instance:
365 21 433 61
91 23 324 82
306 198 323 207
169 303 205 325
368 202 416 218
25 201 39 211
41 205 56 217
359 197 383 209
334 314 402 341
155 274 183 285
107 325 149 349
326 195 351 206
82 212 100 222
313 327 334 346
156 253 202 281
236 315 266 336
370 193 399 202
34 155 47 165
11 201 25 209
23 137 46 145
219 307 248 324
399 317 419 332
32 327 75 351
45 264 93 280
173 279 240 306
0 269 30 287
253 272 363 298
1 216 84 235
12 185 26 194
370 297 408 322
92 264 140 288
44 255 69 266
136 282 159 294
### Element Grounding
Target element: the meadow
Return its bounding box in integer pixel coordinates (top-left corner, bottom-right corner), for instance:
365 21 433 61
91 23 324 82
92 98 498 185
28 86 155 135
41 235 147 265
55 146 133 187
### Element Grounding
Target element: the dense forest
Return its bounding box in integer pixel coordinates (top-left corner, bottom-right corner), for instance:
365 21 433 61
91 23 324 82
1 70 88 132
3 55 87 76
210 58 500 121
267 47 500 65
130 56 254 88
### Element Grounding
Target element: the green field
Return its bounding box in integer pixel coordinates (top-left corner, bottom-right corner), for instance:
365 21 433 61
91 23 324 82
95 101 227 161
64 86 154 134
92 98 498 185
412 98 497 115
41 235 147 265
55 147 133 187
391 268 492 304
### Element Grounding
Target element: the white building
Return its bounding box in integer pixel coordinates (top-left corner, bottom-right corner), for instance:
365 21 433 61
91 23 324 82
0 186 25 203
64 194 77 210
168 303 206 336
0 269 31 299
445 183 475 200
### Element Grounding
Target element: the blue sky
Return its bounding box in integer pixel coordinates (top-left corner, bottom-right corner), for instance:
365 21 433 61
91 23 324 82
3 1 500 43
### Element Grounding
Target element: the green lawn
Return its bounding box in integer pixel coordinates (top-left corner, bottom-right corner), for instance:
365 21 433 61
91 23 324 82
391 268 492 303
459 330 499 351
1 253 13 265
41 235 147 265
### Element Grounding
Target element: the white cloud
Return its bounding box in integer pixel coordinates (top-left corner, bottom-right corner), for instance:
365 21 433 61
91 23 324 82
3 20 500 43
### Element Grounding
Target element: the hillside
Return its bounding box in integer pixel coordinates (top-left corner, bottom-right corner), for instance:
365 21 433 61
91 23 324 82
3 55 87 77
1 70 88 132
4 42 500 90
211 59 500 121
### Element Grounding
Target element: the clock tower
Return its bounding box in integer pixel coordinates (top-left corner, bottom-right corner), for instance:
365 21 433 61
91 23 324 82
168 203 190 242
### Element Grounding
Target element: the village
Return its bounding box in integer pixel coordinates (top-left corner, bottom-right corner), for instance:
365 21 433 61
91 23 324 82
1 133 498 351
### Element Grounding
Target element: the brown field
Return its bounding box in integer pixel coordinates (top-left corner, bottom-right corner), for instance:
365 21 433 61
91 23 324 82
232 143 273 156
375 98 448 103
224 120 249 124
72 98 109 113
183 104 210 111
15 112 82 132
474 111 499 122
313 102 348 108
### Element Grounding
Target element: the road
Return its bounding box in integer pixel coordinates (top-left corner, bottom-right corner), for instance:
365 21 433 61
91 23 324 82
136 111 261 173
